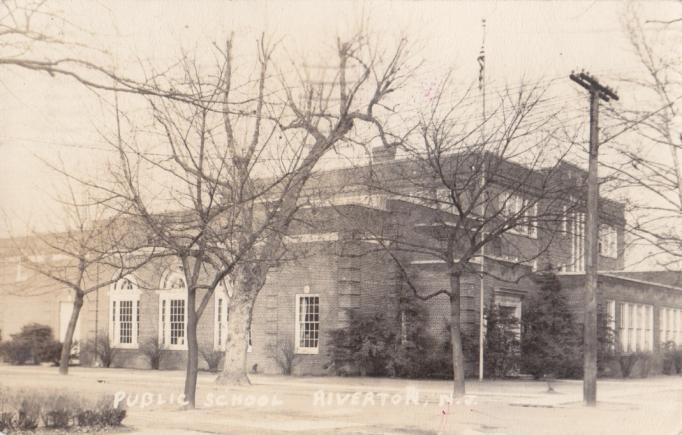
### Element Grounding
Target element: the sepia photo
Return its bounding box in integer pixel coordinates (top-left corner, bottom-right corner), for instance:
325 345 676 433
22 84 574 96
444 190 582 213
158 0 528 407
1 1 681 434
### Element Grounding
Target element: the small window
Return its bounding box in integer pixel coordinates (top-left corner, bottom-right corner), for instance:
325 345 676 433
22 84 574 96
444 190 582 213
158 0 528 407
599 224 617 259
295 294 320 354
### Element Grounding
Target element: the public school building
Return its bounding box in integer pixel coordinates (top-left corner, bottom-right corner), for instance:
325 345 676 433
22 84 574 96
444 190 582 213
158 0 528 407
2 153 682 375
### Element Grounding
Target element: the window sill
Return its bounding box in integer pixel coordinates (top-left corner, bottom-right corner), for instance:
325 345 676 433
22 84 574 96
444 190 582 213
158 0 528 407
295 348 319 355
112 343 139 350
162 345 188 351
506 229 537 239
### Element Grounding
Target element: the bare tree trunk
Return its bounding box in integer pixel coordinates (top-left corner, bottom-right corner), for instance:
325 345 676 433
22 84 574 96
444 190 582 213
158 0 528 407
449 271 466 397
59 292 83 375
216 295 253 385
184 289 199 408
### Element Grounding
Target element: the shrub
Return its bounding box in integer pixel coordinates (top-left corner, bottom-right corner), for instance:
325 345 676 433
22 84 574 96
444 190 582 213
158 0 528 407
328 312 397 377
266 340 297 375
200 348 224 372
484 302 521 378
0 340 32 365
0 323 62 365
618 353 638 378
95 396 126 426
637 352 653 378
389 293 458 379
41 393 80 428
0 388 126 431
141 337 162 369
662 341 682 375
328 300 463 380
16 395 41 430
0 411 14 432
84 337 118 368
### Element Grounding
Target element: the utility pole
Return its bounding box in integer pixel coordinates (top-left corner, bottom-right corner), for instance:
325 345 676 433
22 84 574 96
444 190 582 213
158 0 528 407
569 71 618 406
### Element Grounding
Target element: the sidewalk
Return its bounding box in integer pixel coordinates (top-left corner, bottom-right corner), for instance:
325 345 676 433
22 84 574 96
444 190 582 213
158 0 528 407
1 365 681 434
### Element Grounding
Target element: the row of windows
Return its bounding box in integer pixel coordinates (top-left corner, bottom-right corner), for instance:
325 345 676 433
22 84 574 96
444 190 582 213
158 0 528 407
110 277 320 354
606 301 682 353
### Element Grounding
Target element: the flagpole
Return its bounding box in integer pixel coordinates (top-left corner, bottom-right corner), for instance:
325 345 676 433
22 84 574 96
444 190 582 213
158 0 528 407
478 17 487 383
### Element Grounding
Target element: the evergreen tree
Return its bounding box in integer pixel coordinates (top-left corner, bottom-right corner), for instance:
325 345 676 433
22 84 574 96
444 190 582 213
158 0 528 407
484 300 521 378
521 272 581 379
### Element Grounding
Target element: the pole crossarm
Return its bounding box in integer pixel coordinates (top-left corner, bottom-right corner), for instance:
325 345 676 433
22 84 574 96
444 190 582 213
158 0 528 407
570 71 619 102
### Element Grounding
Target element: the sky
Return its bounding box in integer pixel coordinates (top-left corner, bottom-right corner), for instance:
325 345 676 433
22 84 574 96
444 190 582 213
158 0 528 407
0 0 680 267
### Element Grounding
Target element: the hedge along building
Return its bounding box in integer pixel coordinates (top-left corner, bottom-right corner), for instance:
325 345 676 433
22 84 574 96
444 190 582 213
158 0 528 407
2 151 682 375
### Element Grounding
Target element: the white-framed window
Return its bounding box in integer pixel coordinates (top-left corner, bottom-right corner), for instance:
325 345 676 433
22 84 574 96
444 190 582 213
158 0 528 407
568 212 585 272
109 276 140 348
660 307 682 346
618 302 654 352
501 193 537 238
15 259 29 282
599 224 617 259
295 294 320 354
606 300 616 351
213 282 231 351
159 271 187 350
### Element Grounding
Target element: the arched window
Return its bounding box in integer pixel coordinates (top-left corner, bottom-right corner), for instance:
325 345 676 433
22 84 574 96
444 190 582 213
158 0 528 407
160 271 187 291
159 270 187 349
110 275 140 348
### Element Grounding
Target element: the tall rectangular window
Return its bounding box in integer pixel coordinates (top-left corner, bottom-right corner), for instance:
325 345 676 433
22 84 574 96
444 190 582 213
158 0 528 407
618 302 654 352
295 294 320 354
161 300 166 346
170 299 185 346
661 307 682 347
569 212 585 272
110 277 140 348
214 295 229 350
159 295 187 349
675 309 682 346
606 300 616 351
119 300 133 344
137 300 140 342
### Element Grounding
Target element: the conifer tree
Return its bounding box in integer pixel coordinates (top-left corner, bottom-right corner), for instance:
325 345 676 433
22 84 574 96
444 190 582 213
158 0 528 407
521 271 581 379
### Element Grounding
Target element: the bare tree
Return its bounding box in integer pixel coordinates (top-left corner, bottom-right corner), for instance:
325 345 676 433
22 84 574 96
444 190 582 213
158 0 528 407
211 32 413 386
94 31 413 406
3 179 156 375
337 81 582 396
603 4 682 269
0 0 215 110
